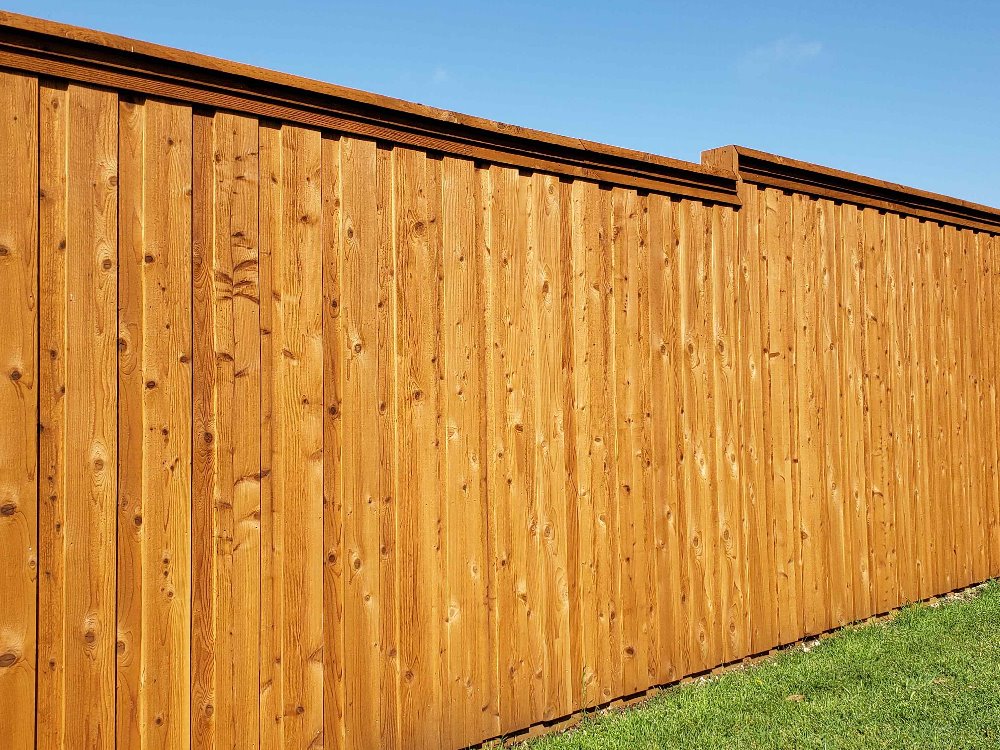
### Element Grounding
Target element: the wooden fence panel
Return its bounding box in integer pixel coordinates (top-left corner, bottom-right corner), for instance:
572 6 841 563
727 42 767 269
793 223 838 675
3 17 1000 748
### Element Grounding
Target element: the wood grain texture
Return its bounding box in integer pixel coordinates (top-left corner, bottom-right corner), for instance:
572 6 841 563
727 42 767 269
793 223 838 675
612 188 655 690
62 82 118 750
37 79 67 750
906 216 934 600
571 180 622 706
762 188 804 645
842 202 875 621
889 213 918 606
192 109 261 750
710 203 748 661
190 109 217 750
648 193 689 679
372 144 402 750
737 184 778 653
678 198 724 669
395 146 445 747
70 83 119 749
268 123 324 749
12 71 1000 750
793 194 830 634
443 155 494 746
321 133 347 750
531 172 574 719
138 97 194 749
257 122 280 750
926 221 954 594
340 134 382 750
819 199 851 626
0 69 38 750
988 234 1000 579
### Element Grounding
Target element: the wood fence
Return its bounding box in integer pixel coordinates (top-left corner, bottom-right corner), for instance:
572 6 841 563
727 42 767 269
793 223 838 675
1 12 999 750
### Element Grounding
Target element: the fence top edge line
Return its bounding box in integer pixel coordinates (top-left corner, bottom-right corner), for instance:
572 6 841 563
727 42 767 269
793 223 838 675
3 11 997 230
704 145 1000 234
0 10 740 202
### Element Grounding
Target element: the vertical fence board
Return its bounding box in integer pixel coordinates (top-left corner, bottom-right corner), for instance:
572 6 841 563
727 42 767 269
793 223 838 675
531 172 574 720
556 178 583 718
962 231 989 585
257 121 282 749
737 186 779 652
838 203 871 621
909 217 935 598
819 199 851 627
136 98 194 748
793 194 830 634
890 213 918 605
861 208 894 613
321 133 347 750
887 213 917 606
442 155 491 745
678 199 723 669
634 193 657 688
512 170 545 724
987 234 1000 578
373 145 402 750
340 135 383 750
395 146 444 747
762 189 803 644
479 165 504 736
273 123 324 748
0 69 38 750
192 109 262 749
974 232 992 583
116 95 145 750
951 227 975 589
190 109 217 750
940 225 965 590
612 187 642 694
62 82 118 750
571 181 621 706
711 204 748 662
648 194 689 679
926 221 954 593
37 80 67 750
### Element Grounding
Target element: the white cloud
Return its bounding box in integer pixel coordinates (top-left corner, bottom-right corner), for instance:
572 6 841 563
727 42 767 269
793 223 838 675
431 66 450 85
739 36 823 78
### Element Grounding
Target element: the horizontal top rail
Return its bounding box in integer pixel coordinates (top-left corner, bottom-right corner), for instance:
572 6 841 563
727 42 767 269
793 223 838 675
703 145 1000 233
0 11 739 204
3 12 997 226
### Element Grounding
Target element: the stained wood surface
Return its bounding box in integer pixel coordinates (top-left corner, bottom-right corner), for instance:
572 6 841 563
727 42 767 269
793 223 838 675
37 78 67 750
5 72 1000 750
0 69 37 750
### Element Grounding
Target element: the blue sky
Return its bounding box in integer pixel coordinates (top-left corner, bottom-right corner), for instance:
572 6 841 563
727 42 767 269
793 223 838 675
9 1 1000 205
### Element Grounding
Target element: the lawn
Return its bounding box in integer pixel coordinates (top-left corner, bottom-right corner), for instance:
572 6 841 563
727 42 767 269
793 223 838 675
526 581 1000 750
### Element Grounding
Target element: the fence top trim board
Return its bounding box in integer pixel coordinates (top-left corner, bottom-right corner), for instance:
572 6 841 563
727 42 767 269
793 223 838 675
3 10 998 231
0 10 737 203
703 145 1000 233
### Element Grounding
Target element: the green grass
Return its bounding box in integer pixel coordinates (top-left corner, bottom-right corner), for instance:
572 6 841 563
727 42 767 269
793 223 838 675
526 581 1000 750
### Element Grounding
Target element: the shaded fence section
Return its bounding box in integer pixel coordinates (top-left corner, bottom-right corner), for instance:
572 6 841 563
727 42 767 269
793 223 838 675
1 12 999 750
